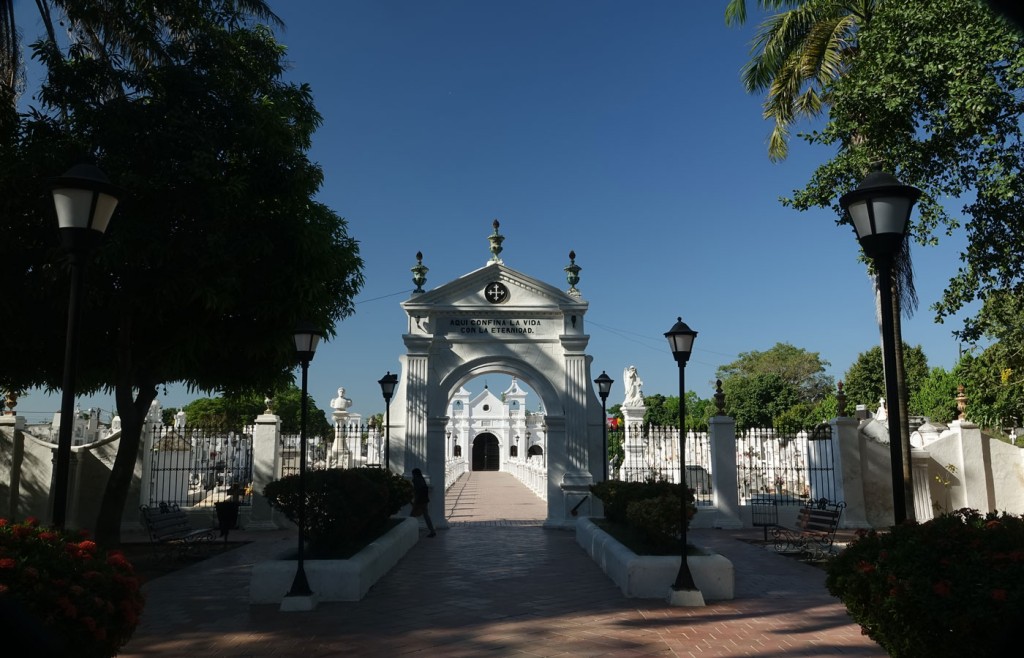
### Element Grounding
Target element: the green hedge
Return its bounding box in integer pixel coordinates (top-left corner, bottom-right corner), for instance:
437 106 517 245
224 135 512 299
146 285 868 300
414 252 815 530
590 479 694 525
263 467 413 551
590 479 697 554
826 509 1024 657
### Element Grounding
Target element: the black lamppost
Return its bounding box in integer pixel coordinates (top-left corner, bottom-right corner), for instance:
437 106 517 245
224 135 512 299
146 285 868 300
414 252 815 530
665 316 702 604
594 371 614 481
285 323 322 600
50 164 121 529
378 371 398 470
840 169 921 525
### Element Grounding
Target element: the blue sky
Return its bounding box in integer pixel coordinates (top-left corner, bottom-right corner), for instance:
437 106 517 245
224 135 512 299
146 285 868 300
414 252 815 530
14 1 970 423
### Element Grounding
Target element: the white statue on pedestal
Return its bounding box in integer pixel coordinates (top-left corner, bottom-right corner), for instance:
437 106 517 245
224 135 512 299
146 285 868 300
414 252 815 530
875 397 887 422
623 365 644 407
329 387 354 468
331 387 352 417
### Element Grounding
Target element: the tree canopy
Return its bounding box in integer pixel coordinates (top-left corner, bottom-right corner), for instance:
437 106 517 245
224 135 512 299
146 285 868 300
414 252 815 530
785 0 1024 343
716 342 834 404
0 1 363 543
842 343 930 412
181 385 332 437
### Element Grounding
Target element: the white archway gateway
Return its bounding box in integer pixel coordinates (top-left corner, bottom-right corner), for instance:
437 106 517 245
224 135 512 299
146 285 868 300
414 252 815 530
385 222 605 528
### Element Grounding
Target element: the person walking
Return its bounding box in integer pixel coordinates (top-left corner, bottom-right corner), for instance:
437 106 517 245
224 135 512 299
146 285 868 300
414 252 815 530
410 468 436 537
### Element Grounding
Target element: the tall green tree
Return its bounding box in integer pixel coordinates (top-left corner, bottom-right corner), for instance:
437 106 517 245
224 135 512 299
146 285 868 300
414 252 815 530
910 367 960 425
0 3 363 544
727 0 925 519
723 372 802 428
785 1 1024 342
716 342 834 404
842 344 929 412
642 394 679 427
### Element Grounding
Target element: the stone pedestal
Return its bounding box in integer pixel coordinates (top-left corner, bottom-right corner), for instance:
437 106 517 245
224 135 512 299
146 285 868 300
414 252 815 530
620 404 646 481
248 413 283 529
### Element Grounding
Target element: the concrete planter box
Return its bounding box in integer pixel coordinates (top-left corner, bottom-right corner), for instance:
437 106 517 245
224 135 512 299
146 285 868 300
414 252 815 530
249 517 419 604
576 517 734 600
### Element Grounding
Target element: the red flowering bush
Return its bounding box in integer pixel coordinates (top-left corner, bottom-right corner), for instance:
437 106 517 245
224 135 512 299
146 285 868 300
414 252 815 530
0 517 145 657
826 509 1024 657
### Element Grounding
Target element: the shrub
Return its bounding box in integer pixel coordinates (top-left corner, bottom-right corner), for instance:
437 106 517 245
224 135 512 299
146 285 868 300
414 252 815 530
263 467 413 551
590 479 694 526
356 467 414 517
0 517 145 658
626 494 697 549
826 509 1024 657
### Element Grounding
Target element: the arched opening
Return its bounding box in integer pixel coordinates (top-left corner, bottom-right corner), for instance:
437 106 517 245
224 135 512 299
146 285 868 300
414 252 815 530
472 433 500 471
527 444 544 458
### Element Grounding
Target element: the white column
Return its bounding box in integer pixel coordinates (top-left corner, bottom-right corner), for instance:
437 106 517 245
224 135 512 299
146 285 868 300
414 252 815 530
248 413 282 529
831 417 871 528
709 415 742 528
911 448 933 522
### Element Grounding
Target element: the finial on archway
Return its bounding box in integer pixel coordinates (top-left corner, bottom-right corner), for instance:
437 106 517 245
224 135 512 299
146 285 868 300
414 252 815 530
564 250 581 298
488 219 505 264
411 251 428 293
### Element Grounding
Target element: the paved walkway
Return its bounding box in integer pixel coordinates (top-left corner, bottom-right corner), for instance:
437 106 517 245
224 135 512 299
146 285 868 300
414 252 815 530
121 472 884 657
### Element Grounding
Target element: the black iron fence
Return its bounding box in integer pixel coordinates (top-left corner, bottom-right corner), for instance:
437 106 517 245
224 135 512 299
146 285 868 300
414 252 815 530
736 423 836 506
279 423 380 477
612 424 715 507
609 421 838 509
146 424 254 508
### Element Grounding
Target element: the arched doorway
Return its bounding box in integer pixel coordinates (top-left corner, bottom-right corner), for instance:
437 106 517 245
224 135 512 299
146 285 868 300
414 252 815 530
472 433 500 471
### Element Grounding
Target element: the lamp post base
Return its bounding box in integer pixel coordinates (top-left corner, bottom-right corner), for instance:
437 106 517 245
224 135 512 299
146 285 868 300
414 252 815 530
667 587 706 607
280 592 319 612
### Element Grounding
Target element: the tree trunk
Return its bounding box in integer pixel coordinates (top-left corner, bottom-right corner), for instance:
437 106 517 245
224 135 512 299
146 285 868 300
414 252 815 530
94 312 158 547
93 381 156 546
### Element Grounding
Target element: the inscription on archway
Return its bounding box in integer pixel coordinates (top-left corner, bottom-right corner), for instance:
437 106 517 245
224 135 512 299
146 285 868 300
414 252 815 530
445 317 555 337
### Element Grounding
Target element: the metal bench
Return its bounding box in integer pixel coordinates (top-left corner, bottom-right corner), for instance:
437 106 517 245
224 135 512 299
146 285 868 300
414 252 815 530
771 498 845 560
750 495 779 541
139 502 215 556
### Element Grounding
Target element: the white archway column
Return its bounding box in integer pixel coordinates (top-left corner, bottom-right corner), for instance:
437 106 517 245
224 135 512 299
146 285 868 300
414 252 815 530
426 415 449 529
554 337 594 525
400 335 431 477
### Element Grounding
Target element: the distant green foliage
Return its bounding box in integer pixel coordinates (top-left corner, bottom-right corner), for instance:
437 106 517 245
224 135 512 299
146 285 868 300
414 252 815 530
642 394 679 427
723 372 801 429
642 392 715 430
910 367 960 424
182 384 332 435
842 344 930 412
717 343 834 404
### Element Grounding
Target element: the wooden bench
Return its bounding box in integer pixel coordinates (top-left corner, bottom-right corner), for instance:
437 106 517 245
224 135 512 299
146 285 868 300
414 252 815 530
140 502 215 556
771 498 845 560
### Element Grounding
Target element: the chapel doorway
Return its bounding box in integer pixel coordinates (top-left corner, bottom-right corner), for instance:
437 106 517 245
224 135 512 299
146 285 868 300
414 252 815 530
472 433 500 471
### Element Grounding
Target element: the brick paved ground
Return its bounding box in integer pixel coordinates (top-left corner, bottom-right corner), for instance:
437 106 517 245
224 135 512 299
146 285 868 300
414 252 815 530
120 472 884 657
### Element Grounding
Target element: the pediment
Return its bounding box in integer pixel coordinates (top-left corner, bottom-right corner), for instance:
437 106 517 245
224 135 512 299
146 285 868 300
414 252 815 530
401 262 587 314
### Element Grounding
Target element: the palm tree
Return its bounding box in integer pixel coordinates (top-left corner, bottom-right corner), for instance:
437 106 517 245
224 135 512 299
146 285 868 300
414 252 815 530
725 0 876 162
727 0 917 520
